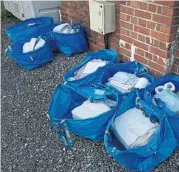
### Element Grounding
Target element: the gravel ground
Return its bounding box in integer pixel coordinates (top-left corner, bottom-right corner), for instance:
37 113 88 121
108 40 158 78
1 13 179 172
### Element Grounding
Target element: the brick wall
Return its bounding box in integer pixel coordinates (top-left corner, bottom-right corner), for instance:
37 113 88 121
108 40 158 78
172 48 179 74
59 1 179 77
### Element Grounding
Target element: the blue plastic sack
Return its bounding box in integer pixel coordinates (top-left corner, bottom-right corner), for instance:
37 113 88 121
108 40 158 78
5 40 54 70
104 90 177 171
141 75 179 146
48 84 123 149
93 61 154 92
65 56 154 90
6 17 54 43
64 49 118 87
52 24 88 56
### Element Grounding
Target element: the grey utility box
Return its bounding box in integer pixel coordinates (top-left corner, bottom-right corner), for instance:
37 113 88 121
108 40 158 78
3 1 62 24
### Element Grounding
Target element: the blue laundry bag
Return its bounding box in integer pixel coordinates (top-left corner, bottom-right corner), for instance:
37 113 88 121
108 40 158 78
94 61 154 92
141 75 179 146
52 24 88 56
64 49 118 87
104 90 177 171
5 39 54 70
48 84 123 149
6 17 54 43
65 56 154 89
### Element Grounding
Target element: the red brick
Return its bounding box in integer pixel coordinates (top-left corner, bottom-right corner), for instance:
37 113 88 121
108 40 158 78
148 4 157 13
159 42 169 51
153 14 177 25
109 43 118 51
170 26 178 35
120 6 134 15
161 25 171 34
146 22 155 30
126 15 131 22
136 48 145 56
172 65 179 74
138 19 146 27
145 37 153 46
156 24 161 32
134 25 150 35
176 49 179 57
134 54 148 65
153 55 158 62
119 47 131 57
162 7 175 16
150 46 169 58
126 1 131 6
83 5 89 11
125 43 131 50
120 21 133 30
153 40 159 47
98 43 105 49
119 27 128 35
151 31 170 42
131 1 139 8
120 1 127 5
131 17 138 24
155 1 177 7
120 34 133 44
120 13 127 21
157 57 165 66
134 40 148 51
138 34 145 42
135 10 151 19
139 2 148 10
148 61 165 73
155 70 163 77
130 32 137 39
145 52 153 60
90 43 98 51
157 6 162 13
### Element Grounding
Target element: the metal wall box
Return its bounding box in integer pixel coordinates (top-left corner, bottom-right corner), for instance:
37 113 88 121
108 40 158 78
89 0 115 35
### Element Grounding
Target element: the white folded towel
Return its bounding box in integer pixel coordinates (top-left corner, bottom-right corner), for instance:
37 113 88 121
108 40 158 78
112 107 158 149
23 38 45 53
108 72 139 92
72 100 111 120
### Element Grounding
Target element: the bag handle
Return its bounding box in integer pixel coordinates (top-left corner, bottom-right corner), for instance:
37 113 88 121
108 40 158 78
24 23 40 29
135 96 165 121
5 46 12 55
14 23 40 42
144 91 164 108
90 83 119 107
134 62 149 77
53 120 72 150
32 37 41 51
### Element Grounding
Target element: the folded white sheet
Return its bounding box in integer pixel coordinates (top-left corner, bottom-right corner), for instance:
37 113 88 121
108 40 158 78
23 38 45 53
71 59 107 80
112 107 158 149
72 100 111 120
82 60 106 74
